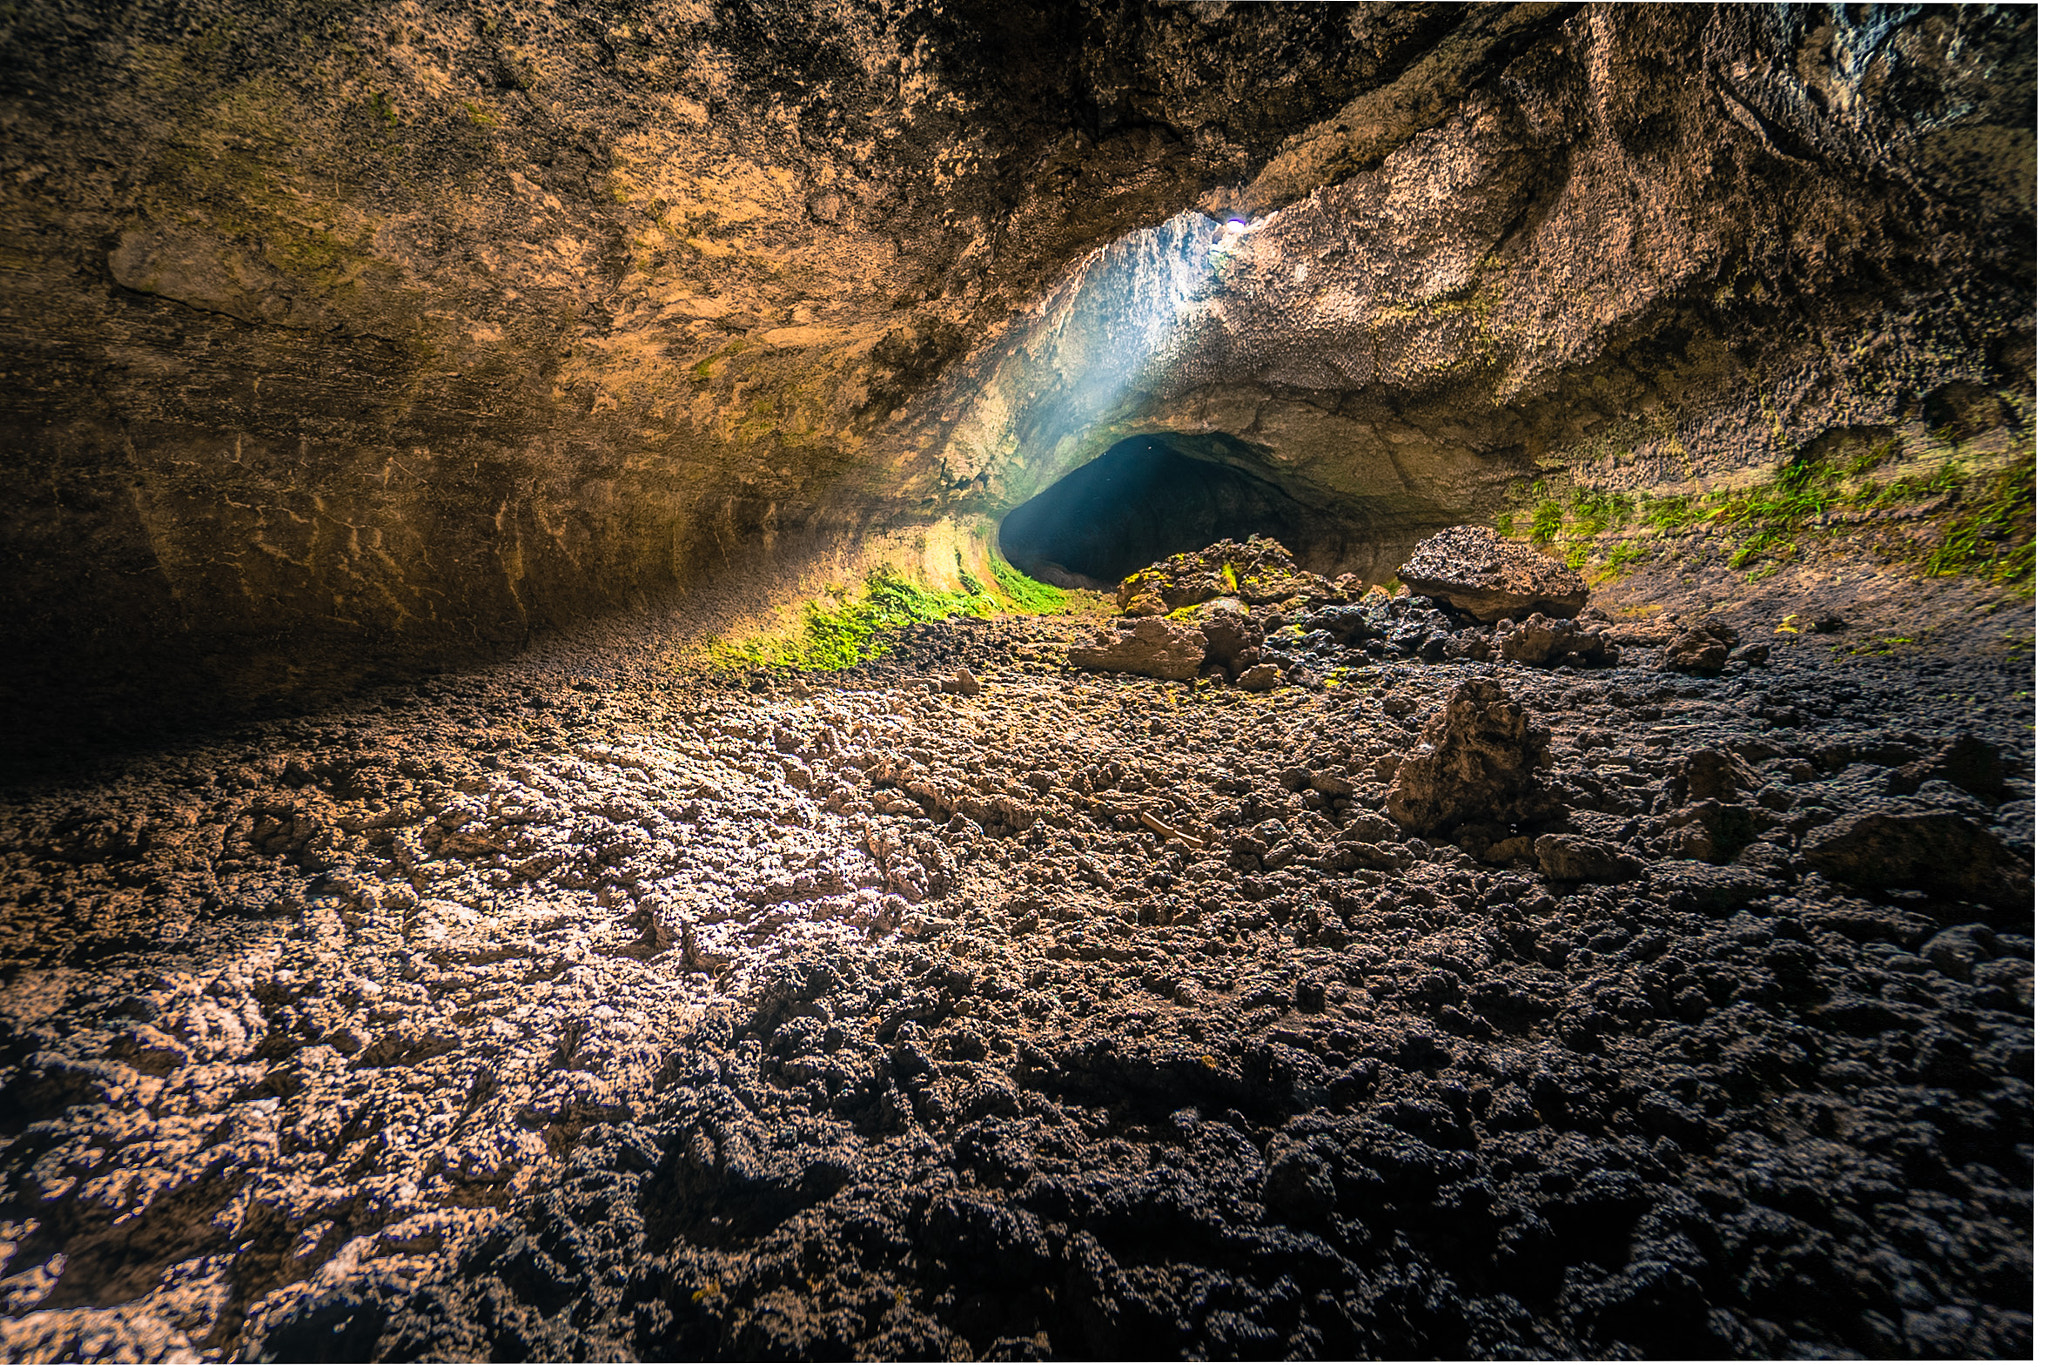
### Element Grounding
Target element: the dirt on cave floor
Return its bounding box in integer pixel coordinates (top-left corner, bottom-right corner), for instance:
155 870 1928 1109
0 545 2033 1362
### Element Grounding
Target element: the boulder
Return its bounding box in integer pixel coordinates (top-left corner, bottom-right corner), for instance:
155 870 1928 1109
1803 802 2030 915
1117 536 1349 614
1887 733 2009 802
1397 525 1589 622
1661 616 1739 674
1191 598 1262 677
1067 618 1206 680
1496 613 1620 667
1386 677 1562 836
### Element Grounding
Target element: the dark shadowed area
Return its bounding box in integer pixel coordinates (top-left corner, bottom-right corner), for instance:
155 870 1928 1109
999 437 1361 587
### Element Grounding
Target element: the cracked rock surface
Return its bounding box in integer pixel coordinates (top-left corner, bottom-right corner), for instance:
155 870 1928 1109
0 564 2032 1361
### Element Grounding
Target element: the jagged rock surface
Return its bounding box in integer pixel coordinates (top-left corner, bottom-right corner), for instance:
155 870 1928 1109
1384 679 1563 837
0 571 2035 1360
0 5 2033 740
1400 526 1592 623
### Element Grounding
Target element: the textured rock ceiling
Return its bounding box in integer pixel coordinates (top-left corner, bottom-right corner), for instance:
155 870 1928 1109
0 1 2033 740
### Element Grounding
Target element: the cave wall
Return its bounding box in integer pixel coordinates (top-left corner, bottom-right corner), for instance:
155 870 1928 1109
0 0 1427 738
0 1 2033 739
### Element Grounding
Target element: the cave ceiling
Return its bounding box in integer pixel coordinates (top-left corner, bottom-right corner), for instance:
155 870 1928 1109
0 0 2033 734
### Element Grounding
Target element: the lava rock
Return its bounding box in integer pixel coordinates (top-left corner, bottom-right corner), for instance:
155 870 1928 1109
1235 662 1284 692
939 666 983 697
1672 748 1763 805
1386 677 1562 835
1116 536 1345 614
1534 834 1641 883
1067 618 1207 680
1192 598 1263 677
1497 613 1621 667
1397 525 1589 622
1887 733 2009 802
1661 617 1740 674
1804 802 2030 915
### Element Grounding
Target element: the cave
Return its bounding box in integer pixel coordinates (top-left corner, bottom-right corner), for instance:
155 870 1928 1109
0 4 2034 1363
998 436 1354 587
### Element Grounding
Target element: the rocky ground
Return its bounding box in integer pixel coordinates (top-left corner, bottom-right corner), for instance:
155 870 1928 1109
0 550 2033 1362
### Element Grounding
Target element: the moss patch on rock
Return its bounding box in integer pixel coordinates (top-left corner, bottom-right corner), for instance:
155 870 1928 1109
701 553 1078 675
1493 432 2036 593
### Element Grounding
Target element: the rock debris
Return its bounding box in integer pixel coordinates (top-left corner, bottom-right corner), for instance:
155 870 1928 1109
0 575 2033 1361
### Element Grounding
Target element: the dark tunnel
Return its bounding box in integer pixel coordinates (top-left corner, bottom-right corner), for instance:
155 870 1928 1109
997 435 1353 587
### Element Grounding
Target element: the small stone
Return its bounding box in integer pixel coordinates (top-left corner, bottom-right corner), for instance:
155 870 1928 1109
1661 616 1739 674
939 666 982 697
1534 834 1641 883
1235 662 1283 692
1673 748 1763 805
1308 769 1356 797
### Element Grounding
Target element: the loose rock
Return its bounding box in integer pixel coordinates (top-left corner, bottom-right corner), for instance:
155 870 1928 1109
1386 677 1562 835
1067 617 1207 680
1496 613 1621 667
1661 616 1740 674
1398 525 1590 622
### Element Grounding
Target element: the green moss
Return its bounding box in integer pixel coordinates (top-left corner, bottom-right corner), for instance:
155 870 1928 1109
707 566 995 674
986 553 1068 613
690 338 753 383
1502 445 2033 590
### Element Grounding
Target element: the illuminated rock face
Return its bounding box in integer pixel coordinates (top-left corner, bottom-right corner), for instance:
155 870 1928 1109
0 3 2033 736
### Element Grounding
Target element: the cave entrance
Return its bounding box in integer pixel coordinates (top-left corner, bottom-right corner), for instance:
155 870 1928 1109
998 435 1344 587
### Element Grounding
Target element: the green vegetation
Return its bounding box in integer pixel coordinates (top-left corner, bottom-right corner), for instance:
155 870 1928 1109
1832 634 1917 660
705 553 1080 675
1586 540 1645 586
1566 488 1634 537
986 553 1068 612
708 566 994 673
1923 459 2033 587
1494 441 2033 590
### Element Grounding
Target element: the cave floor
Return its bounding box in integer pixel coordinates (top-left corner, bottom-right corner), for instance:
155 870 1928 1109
0 555 2033 1361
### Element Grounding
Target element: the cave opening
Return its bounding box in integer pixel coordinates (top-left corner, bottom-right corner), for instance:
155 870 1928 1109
998 435 1348 587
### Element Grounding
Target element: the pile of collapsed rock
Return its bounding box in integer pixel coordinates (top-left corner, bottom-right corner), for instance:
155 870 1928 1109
1068 527 1757 684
